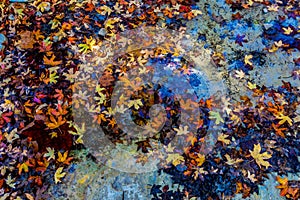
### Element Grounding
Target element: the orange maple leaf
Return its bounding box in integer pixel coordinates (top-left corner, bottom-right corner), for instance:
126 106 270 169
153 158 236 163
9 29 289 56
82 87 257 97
43 54 62 66
46 115 66 129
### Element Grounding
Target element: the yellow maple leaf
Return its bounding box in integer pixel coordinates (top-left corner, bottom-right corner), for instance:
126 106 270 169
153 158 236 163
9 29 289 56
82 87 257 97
57 151 73 165
276 176 288 189
128 99 143 110
195 154 205 167
276 176 289 197
43 54 62 66
209 111 224 125
78 36 96 53
104 18 120 29
282 27 293 35
57 151 68 163
97 5 112 16
54 167 66 184
46 115 66 129
18 162 29 175
36 2 50 12
217 134 231 145
268 44 279 53
166 153 185 166
224 154 243 165
250 143 272 169
275 113 293 126
247 81 257 90
244 55 253 65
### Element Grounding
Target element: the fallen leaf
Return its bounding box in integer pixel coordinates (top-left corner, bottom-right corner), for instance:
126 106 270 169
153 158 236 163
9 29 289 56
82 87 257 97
250 143 272 169
54 167 66 184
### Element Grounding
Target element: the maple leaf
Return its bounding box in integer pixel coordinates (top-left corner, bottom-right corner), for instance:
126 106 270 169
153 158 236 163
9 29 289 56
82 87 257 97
163 7 173 18
282 27 293 35
234 70 245 79
49 132 58 140
44 147 55 161
53 89 64 100
104 18 120 29
247 81 257 89
54 167 66 184
137 56 147 66
276 176 289 196
274 40 284 47
43 54 62 66
50 104 68 117
268 44 279 53
164 143 175 153
18 162 29 175
183 11 194 20
37 2 50 12
128 99 143 110
57 151 73 165
217 134 231 145
244 55 253 66
272 123 287 138
247 171 258 183
94 93 106 104
250 143 272 169
78 43 90 54
209 111 224 125
78 36 96 53
93 113 106 124
33 29 45 41
108 118 117 128
46 115 66 129
5 174 16 188
195 154 205 167
49 70 59 84
275 113 293 126
166 153 185 166
224 154 243 165
97 5 112 16
174 125 189 135
192 167 208 180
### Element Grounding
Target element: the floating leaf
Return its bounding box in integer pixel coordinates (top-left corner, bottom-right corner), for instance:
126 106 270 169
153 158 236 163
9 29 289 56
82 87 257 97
217 134 231 145
44 147 55 161
174 125 189 136
166 153 185 166
250 144 272 169
209 111 224 125
54 167 66 184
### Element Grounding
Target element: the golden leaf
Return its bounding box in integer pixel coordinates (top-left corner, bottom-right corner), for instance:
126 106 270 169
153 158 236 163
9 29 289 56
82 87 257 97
250 143 272 169
54 167 66 184
217 134 231 145
166 153 185 166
